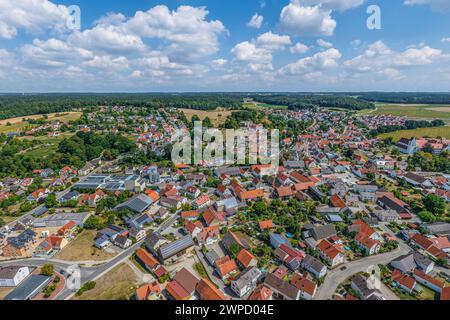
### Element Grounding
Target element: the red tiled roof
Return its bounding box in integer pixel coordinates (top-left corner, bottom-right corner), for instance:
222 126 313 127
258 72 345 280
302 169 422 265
248 285 273 300
196 279 227 300
135 248 159 269
259 220 274 231
166 280 190 300
291 273 317 296
236 249 256 268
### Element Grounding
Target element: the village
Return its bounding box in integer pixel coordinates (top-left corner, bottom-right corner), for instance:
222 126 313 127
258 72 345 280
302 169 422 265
0 102 450 301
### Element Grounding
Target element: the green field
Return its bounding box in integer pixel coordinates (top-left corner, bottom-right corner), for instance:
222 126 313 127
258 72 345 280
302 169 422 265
373 104 450 121
21 133 75 158
243 102 288 110
378 126 450 141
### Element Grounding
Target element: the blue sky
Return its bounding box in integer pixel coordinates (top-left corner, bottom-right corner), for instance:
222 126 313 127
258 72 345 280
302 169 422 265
0 0 450 92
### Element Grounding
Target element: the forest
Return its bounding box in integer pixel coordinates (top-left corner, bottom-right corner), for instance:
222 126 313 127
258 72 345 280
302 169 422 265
370 119 445 136
354 92 450 104
249 94 375 111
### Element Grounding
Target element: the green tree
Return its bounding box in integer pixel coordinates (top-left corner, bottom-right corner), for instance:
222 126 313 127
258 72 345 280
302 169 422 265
45 193 58 208
423 194 445 216
41 264 54 277
418 210 437 223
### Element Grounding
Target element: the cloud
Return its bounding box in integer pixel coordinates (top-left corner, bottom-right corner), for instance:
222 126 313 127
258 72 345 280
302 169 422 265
247 13 264 29
279 48 342 75
279 1 336 36
343 41 443 73
255 31 291 50
301 0 365 11
317 39 333 48
126 5 227 60
231 32 291 74
404 0 450 11
290 42 310 54
441 37 450 43
210 58 228 70
0 0 71 39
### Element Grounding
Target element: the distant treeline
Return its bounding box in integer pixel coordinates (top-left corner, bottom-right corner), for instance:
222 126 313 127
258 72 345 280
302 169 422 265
249 94 375 111
0 94 243 120
371 119 445 137
355 92 450 104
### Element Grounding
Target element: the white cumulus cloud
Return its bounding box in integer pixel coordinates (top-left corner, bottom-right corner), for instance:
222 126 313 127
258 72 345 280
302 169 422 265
247 13 264 29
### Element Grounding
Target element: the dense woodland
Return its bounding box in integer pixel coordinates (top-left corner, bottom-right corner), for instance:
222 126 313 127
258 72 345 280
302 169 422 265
355 92 450 104
250 94 375 110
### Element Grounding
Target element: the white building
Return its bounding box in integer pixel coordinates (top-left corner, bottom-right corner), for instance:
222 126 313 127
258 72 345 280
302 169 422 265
0 266 30 287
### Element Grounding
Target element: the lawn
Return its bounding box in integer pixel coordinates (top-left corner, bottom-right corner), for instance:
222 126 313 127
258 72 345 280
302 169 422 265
0 112 82 134
55 230 115 262
180 108 238 127
72 263 141 300
21 133 75 159
373 103 450 121
243 102 288 110
378 126 450 141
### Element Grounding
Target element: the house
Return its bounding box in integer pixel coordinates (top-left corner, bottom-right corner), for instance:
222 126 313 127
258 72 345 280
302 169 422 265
248 285 273 300
351 274 384 300
166 268 199 300
130 227 146 242
215 197 239 214
184 220 203 239
404 172 432 188
354 232 381 255
0 266 30 287
274 244 305 271
259 220 275 232
145 232 169 256
57 221 78 238
264 273 300 300
58 190 80 204
215 256 238 280
390 253 416 273
204 249 220 266
391 269 416 294
236 249 258 269
290 272 317 300
413 269 445 293
310 224 337 242
181 210 199 221
135 281 161 300
135 248 159 271
301 254 327 279
414 252 434 274
202 208 225 227
270 233 290 249
317 239 344 267
197 226 220 245
196 278 227 300
34 235 67 257
230 267 262 298
113 234 132 249
26 188 49 202
193 194 211 209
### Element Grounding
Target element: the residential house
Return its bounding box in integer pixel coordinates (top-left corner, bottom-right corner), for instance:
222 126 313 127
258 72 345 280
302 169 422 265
196 278 227 300
290 272 317 300
215 256 238 281
0 266 30 287
236 249 258 269
301 255 327 279
317 239 344 267
264 273 300 300
230 267 262 298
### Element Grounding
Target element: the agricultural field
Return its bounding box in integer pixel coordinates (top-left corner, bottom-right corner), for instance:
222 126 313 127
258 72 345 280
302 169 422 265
72 263 141 300
243 101 288 110
180 108 237 126
55 230 115 262
0 112 82 134
378 126 450 141
372 104 450 121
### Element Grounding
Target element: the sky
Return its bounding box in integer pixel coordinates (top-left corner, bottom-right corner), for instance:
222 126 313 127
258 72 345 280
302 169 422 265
0 0 450 92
